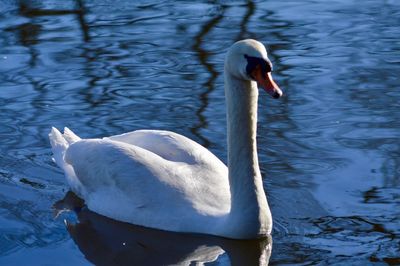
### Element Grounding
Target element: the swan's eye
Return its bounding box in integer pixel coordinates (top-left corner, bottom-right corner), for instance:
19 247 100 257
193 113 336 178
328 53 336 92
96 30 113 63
244 54 272 79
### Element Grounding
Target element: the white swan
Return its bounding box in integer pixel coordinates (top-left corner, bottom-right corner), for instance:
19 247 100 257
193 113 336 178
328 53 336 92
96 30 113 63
49 39 282 239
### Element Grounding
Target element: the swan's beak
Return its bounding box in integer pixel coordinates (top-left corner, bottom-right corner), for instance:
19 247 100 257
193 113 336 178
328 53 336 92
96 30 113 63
253 67 283 99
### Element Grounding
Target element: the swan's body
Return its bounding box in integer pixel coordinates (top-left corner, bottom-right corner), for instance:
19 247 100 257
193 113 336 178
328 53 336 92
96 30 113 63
49 39 282 239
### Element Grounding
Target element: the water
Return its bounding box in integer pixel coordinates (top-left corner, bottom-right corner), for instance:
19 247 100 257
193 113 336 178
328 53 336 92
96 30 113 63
0 0 399 265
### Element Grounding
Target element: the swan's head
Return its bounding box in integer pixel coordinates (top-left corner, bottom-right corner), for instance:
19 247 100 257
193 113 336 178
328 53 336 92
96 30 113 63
225 39 283 99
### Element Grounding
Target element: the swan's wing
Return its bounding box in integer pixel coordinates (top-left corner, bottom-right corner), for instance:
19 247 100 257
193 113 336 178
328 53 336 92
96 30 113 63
64 139 230 231
104 130 224 166
65 139 168 204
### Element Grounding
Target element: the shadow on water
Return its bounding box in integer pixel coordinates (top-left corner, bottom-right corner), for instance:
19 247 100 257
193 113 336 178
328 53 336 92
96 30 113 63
5 0 92 148
190 0 257 148
235 0 255 41
190 5 226 148
18 0 90 42
54 192 272 266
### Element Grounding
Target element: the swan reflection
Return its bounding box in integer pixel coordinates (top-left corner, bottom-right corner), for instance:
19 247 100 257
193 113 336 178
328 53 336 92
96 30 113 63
54 192 272 266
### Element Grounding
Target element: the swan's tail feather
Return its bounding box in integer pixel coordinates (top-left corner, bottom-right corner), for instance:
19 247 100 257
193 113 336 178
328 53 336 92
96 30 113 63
49 127 80 169
63 127 80 144
49 127 68 168
49 127 84 197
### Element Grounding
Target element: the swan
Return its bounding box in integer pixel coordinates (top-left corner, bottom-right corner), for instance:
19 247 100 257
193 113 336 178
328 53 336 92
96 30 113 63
49 39 283 239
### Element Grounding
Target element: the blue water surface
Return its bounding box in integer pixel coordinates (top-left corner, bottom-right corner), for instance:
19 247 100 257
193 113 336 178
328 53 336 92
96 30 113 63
0 1 399 265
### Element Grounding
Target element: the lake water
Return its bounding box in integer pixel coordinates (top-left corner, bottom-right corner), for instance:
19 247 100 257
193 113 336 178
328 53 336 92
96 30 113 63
0 0 399 265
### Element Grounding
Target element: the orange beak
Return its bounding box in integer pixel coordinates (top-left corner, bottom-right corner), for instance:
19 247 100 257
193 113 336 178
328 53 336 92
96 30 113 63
253 65 283 99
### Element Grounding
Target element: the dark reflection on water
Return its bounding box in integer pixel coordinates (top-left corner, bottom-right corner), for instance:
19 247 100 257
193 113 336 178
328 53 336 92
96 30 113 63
55 192 271 266
0 0 399 265
190 4 225 148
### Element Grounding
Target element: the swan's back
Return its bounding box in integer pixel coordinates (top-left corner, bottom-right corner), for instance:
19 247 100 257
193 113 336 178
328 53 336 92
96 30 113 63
106 130 216 165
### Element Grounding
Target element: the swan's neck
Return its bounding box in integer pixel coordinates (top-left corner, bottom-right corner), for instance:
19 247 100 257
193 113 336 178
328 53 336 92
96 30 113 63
224 71 271 237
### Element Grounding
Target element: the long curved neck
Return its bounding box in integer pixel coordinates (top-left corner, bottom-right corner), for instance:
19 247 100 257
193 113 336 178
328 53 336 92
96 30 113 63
224 71 271 238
